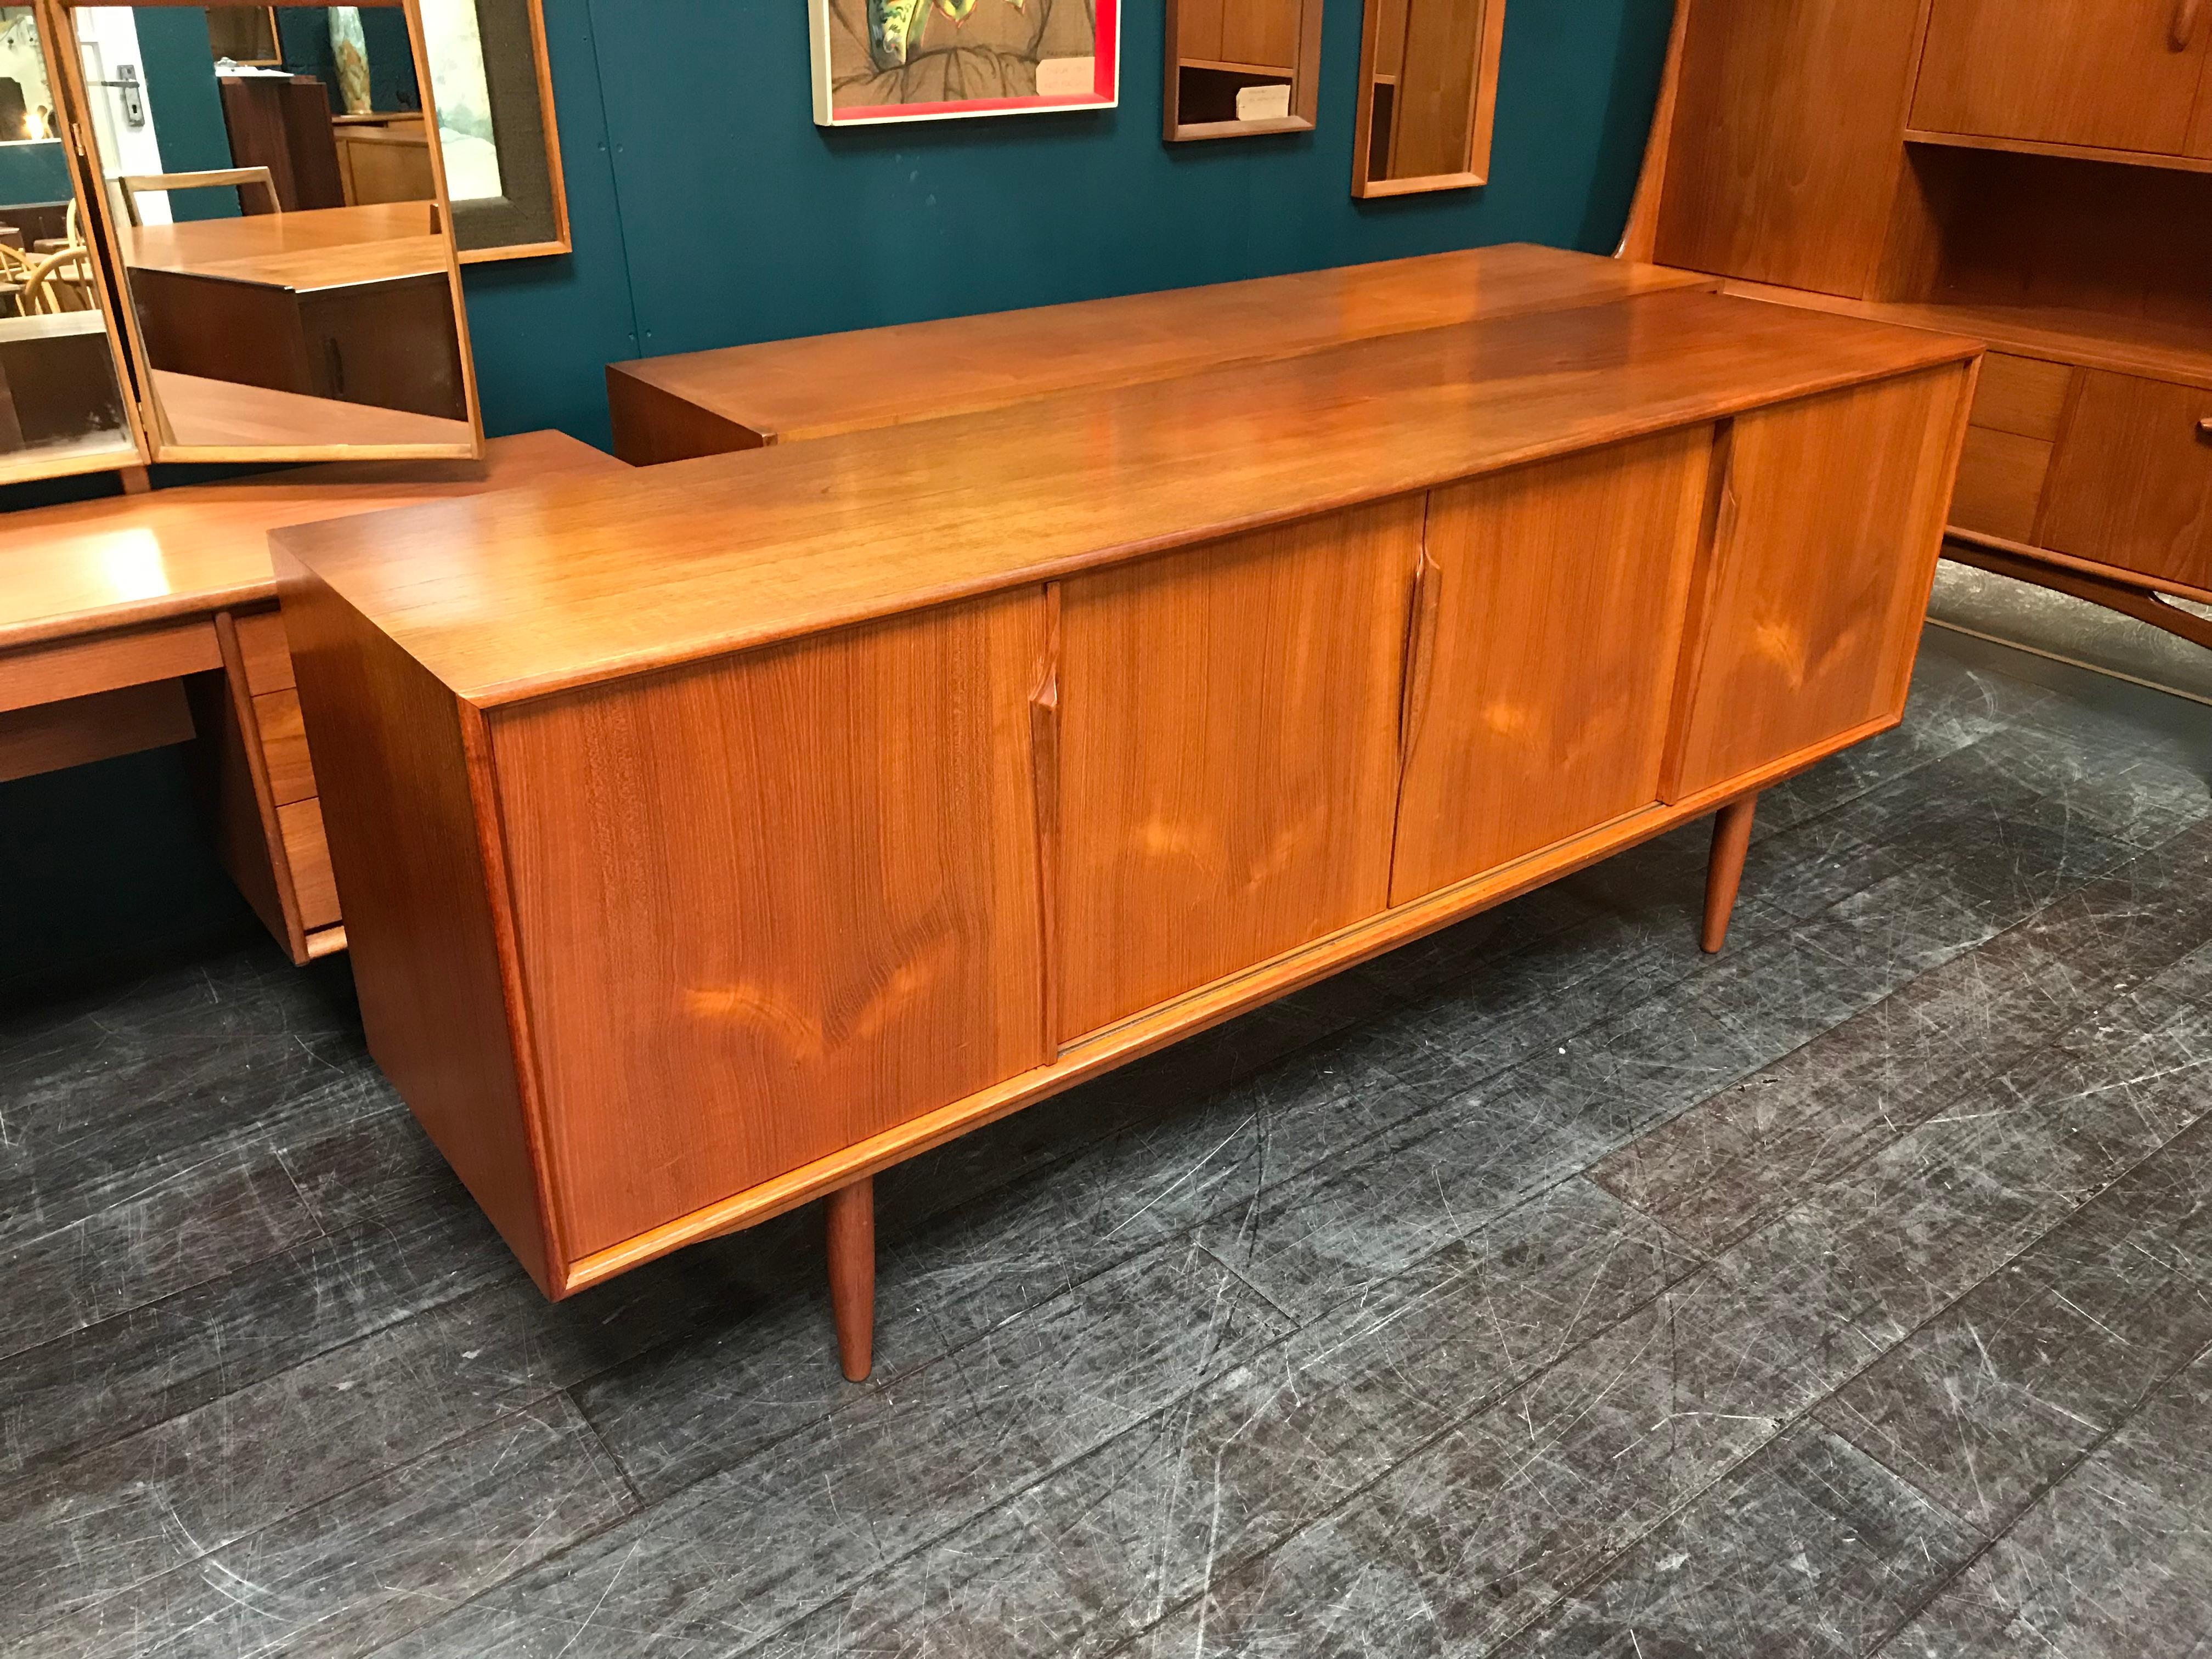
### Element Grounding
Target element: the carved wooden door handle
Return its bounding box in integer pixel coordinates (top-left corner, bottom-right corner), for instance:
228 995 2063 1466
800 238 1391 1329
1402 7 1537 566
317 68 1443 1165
2174 0 2204 52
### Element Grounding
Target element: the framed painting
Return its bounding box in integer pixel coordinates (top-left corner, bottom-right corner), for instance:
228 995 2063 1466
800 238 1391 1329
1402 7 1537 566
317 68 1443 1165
810 0 1119 126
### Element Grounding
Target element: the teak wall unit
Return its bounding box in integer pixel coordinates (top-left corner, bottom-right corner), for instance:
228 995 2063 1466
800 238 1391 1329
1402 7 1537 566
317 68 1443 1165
279 280 1978 1376
1625 0 2212 653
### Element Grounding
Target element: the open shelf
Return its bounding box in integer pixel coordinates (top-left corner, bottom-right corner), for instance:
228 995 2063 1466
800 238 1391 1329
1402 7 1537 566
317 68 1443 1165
1720 281 2212 392
1905 128 2212 178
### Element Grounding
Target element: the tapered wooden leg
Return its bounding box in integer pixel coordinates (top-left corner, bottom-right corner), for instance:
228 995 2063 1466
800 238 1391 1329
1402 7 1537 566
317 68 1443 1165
1702 794 1758 954
825 1177 876 1382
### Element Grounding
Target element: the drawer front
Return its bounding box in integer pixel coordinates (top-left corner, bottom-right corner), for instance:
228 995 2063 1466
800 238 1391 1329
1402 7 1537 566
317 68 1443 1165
1951 425 2054 544
252 688 318 805
234 608 296 695
2039 369 2212 592
278 797 341 930
1971 354 2073 443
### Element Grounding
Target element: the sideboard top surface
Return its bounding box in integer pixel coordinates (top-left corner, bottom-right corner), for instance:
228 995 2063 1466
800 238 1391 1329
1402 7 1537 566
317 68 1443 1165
0 431 621 651
277 288 1979 709
606 244 1717 443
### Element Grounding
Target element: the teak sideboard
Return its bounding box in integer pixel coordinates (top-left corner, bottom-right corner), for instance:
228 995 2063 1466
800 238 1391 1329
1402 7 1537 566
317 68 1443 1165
278 283 1978 1378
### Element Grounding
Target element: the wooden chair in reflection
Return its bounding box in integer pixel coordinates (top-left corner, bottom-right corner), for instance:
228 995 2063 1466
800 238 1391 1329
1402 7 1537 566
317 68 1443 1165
118 166 281 226
16 245 94 314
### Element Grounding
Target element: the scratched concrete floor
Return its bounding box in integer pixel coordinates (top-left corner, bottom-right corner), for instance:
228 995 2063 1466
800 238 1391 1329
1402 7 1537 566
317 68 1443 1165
4 628 2211 1658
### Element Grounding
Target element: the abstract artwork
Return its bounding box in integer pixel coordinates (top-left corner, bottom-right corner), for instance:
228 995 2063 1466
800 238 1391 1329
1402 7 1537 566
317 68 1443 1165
809 0 1118 126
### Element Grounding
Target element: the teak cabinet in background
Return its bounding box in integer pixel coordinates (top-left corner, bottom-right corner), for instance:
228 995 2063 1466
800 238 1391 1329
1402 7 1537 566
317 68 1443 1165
1629 0 2212 653
274 285 1975 1314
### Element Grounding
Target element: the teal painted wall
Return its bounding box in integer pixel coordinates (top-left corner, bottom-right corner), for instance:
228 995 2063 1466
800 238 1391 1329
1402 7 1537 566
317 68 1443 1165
0 140 71 207
0 0 1674 998
137 7 240 219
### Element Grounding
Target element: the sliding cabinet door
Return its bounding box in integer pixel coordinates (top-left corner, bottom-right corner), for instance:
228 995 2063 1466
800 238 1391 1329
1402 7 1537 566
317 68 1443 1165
491 591 1052 1257
1668 365 1972 802
1390 427 1714 903
1053 502 1419 1041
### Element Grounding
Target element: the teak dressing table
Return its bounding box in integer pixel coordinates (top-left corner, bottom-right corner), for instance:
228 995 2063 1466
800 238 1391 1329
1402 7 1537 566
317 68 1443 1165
279 273 1979 1380
0 431 624 963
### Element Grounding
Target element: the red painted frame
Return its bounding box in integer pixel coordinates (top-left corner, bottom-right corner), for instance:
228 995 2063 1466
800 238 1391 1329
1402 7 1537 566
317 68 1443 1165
827 0 1119 124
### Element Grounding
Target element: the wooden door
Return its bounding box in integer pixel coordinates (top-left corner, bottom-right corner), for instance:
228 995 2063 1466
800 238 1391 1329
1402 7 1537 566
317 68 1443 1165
1668 365 1972 803
2038 370 2212 592
1053 503 1417 1041
1390 428 1713 905
490 591 1051 1257
1911 0 2211 155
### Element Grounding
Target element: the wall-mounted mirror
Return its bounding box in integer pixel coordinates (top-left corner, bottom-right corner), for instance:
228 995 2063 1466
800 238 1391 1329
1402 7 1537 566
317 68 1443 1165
60 1 481 460
1164 0 1321 141
1352 0 1506 196
0 3 142 482
421 0 566 261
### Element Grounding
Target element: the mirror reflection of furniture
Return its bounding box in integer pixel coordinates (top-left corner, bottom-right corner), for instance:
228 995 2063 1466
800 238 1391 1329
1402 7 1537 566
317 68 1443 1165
1164 0 1323 140
120 166 283 224
60 1 482 462
421 0 569 259
1352 0 1506 196
0 0 143 481
332 110 432 203
206 5 283 65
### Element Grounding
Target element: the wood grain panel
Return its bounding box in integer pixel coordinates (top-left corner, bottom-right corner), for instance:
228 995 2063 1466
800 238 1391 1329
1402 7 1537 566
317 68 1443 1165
1386 0 1495 180
1952 426 2056 543
2039 369 2212 591
1391 428 1713 904
1054 503 1417 1040
1912 0 2209 156
278 797 340 929
603 246 1714 452
1217 0 1299 71
234 608 296 693
1971 354 2075 442
491 591 1050 1257
0 681 193 783
1669 365 1972 801
1654 0 1928 296
252 688 317 804
0 619 220 713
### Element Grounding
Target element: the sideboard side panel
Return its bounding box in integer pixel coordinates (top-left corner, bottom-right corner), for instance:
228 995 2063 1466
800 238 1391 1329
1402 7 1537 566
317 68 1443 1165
273 554 557 1291
1053 500 1419 1042
1667 364 1973 802
1390 427 1714 904
490 589 1052 1259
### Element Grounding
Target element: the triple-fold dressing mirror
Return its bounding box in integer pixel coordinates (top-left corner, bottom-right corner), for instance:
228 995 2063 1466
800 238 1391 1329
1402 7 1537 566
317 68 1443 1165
59 0 481 461
0 3 141 482
1352 0 1506 196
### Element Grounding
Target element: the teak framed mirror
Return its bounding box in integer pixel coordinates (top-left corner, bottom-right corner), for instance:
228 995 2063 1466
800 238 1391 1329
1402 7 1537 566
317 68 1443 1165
1352 0 1506 196
52 0 483 462
0 1 146 483
1164 0 1323 140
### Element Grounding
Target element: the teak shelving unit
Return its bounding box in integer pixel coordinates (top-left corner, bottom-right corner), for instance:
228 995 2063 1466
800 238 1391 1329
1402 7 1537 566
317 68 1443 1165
1624 0 2212 652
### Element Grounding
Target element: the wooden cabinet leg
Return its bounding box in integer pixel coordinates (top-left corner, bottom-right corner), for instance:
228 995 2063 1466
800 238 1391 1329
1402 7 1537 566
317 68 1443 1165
825 1177 876 1382
1702 794 1758 954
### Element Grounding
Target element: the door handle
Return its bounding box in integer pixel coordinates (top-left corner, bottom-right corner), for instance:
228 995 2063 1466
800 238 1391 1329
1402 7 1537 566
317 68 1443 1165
2172 0 2203 52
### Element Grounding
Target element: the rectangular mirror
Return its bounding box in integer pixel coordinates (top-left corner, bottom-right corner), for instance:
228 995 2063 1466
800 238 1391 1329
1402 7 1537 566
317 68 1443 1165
0 2 143 482
61 1 481 460
1164 0 1321 141
1352 0 1506 196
